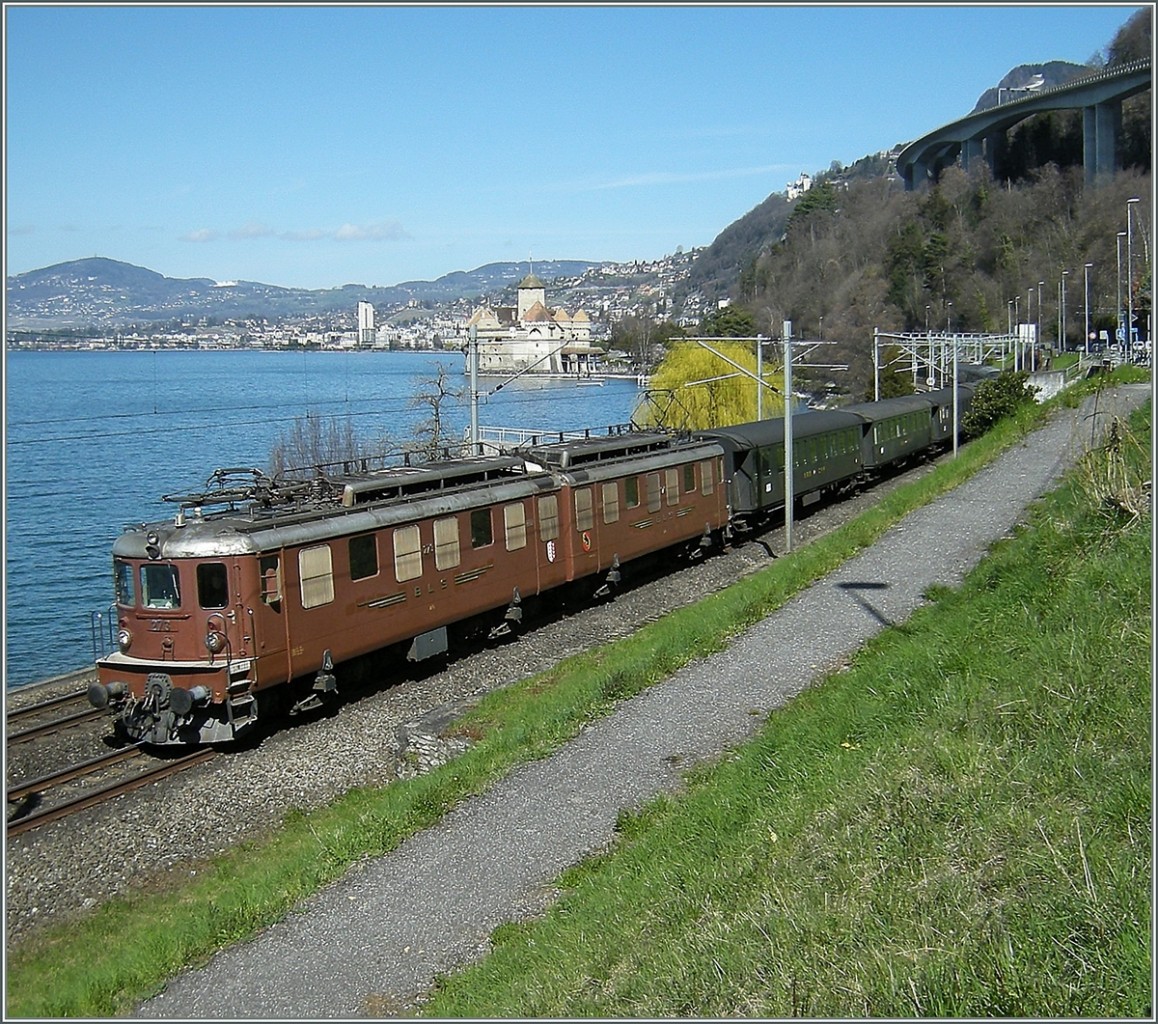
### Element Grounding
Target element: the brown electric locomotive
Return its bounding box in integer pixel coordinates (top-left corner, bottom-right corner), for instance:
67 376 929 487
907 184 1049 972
88 430 729 746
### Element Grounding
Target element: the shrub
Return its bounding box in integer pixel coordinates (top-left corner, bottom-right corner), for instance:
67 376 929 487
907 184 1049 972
961 371 1039 436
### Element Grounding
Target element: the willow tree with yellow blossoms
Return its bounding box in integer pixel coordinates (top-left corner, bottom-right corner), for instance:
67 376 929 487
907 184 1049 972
636 339 786 431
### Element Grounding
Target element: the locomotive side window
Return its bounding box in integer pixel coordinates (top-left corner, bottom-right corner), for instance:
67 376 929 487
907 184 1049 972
665 468 680 506
114 560 135 607
434 517 461 570
140 564 181 609
394 525 423 582
537 495 559 542
299 545 334 608
625 476 640 509
601 482 619 524
646 473 661 512
471 508 493 549
349 534 378 581
700 460 715 495
260 555 282 605
575 487 594 531
504 503 527 551
197 563 229 609
683 464 695 493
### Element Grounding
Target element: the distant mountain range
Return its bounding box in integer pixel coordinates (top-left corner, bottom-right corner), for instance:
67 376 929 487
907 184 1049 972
5 257 604 329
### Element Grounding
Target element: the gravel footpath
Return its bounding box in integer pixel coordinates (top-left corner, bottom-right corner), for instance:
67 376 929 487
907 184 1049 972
123 383 1150 1019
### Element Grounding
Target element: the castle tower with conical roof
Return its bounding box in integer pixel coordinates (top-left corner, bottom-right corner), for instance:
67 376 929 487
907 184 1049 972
516 272 546 321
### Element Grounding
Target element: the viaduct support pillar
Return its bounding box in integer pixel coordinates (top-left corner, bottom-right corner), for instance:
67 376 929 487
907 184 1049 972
962 137 983 173
1084 99 1122 185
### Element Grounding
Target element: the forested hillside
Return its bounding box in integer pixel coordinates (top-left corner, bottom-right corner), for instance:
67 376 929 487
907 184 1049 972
669 8 1151 398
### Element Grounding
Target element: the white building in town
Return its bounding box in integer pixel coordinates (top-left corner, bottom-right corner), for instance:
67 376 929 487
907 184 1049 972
786 172 813 200
461 272 599 376
357 301 376 347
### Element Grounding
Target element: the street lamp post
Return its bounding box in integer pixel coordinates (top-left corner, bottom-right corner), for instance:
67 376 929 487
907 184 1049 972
1037 280 1044 371
945 301 952 384
1083 262 1093 357
1117 231 1126 348
1024 284 1037 372
1014 291 1023 368
1061 269 1069 353
1127 197 1140 352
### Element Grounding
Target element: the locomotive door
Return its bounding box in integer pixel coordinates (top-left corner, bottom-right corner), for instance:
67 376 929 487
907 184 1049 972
248 550 290 686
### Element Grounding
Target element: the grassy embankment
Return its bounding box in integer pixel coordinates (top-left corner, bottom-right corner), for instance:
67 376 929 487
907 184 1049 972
5 370 1150 1018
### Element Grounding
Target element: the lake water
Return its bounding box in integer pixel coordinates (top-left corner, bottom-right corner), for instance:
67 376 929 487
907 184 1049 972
4 349 642 689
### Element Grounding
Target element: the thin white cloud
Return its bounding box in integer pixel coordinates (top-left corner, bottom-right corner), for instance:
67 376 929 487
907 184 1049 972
333 221 409 241
229 221 275 240
188 221 412 244
280 228 328 242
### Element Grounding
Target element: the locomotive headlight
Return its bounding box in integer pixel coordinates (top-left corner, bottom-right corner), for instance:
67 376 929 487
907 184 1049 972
205 630 227 654
117 627 133 652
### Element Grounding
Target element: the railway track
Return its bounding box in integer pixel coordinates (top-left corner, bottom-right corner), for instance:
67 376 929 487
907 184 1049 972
6 688 104 743
6 745 217 838
6 673 220 838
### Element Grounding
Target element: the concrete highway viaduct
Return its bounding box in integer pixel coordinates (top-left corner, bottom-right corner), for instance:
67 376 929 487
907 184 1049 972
897 59 1151 190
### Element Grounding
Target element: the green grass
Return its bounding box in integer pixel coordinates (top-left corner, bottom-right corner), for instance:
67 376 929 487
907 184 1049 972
421 394 1152 1018
5 368 1149 1018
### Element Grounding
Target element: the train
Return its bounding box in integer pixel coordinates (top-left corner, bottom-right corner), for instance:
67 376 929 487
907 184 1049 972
87 380 982 747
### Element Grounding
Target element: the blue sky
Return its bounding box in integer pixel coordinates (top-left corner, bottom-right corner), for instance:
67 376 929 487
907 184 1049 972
4 3 1144 290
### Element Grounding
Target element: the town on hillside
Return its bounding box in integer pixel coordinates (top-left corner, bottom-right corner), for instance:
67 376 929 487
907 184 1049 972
5 251 711 369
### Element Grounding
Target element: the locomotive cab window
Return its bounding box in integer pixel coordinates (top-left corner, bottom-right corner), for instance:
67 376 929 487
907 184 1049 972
665 468 680 506
646 472 661 512
504 503 527 551
575 487 594 532
434 517 461 570
471 508 493 549
394 525 423 582
700 460 715 496
601 482 619 524
299 545 334 609
349 534 378 581
140 563 180 609
114 560 135 607
537 495 559 542
197 563 229 609
260 555 282 605
625 476 640 509
683 464 695 494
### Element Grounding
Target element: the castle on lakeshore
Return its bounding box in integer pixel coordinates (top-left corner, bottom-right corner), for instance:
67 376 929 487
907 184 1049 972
461 270 599 376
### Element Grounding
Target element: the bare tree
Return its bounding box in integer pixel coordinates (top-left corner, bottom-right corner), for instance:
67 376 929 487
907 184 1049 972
408 361 465 460
269 413 363 477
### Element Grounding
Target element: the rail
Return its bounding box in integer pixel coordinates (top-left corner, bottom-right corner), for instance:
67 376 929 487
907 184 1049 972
7 747 217 838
